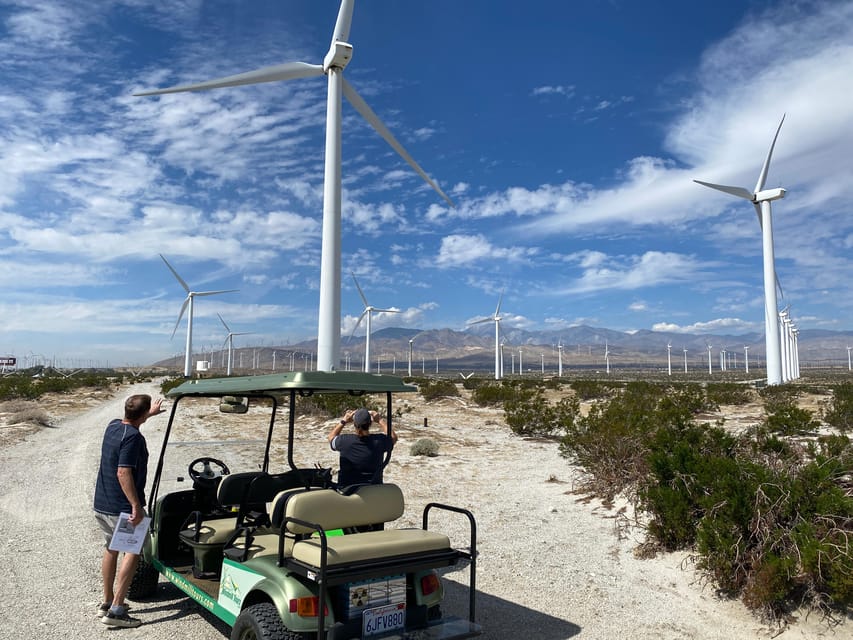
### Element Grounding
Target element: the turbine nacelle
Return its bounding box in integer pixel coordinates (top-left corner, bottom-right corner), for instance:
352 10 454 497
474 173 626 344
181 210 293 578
324 41 353 72
755 187 786 202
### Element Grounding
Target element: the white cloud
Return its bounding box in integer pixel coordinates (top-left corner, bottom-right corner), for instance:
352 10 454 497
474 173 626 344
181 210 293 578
434 234 534 268
559 251 704 294
652 318 761 335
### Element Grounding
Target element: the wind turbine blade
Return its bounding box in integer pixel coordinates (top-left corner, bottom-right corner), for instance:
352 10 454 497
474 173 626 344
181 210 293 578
331 0 355 45
752 202 764 229
342 79 455 207
754 114 786 193
217 313 231 332
351 272 369 307
160 254 191 293
195 289 239 297
693 180 754 201
776 274 784 300
349 310 368 339
467 317 492 326
134 62 325 96
495 291 504 318
171 298 190 339
373 307 400 314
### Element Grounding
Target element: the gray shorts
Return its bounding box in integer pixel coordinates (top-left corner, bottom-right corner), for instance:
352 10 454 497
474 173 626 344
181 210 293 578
94 512 120 549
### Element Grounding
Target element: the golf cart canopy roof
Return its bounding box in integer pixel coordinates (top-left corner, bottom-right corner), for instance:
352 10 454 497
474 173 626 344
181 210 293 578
166 371 417 398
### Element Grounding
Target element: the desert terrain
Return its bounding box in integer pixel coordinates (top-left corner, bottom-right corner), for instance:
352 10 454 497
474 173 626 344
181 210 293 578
0 378 846 639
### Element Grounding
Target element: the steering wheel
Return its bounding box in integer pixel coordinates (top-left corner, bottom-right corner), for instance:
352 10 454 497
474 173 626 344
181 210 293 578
188 457 230 489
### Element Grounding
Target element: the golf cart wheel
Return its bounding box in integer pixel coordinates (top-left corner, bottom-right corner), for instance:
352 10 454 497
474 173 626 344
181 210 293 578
127 558 158 600
231 603 302 640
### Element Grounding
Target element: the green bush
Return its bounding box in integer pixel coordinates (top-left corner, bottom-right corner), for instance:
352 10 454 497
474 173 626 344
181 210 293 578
417 378 460 401
823 383 853 432
764 401 820 436
410 438 440 457
570 379 620 400
505 390 578 438
706 382 754 406
470 380 526 407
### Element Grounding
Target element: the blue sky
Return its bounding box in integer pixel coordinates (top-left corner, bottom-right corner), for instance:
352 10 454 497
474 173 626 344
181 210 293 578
2 0 852 367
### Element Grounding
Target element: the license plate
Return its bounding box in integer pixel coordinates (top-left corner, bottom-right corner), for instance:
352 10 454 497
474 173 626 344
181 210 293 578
362 602 406 637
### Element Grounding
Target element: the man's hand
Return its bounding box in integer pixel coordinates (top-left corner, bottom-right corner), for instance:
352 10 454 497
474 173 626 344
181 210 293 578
148 398 166 417
128 503 146 526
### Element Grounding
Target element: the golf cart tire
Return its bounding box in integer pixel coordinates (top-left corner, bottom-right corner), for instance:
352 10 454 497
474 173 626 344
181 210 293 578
231 603 302 640
127 558 158 600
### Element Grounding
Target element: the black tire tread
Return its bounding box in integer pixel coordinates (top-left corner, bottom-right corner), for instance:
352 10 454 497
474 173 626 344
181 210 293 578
231 602 303 640
127 559 158 600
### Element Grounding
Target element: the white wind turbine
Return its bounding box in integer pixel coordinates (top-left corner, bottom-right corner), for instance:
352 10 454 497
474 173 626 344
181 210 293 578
161 254 238 378
683 347 688 373
350 272 399 373
667 342 672 376
557 340 564 377
604 341 610 375
707 343 713 375
136 0 453 373
218 313 252 376
694 115 786 386
847 346 851 372
468 293 504 380
744 345 750 374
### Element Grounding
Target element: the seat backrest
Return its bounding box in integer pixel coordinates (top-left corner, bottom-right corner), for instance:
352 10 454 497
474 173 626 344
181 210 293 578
273 484 405 535
217 471 268 507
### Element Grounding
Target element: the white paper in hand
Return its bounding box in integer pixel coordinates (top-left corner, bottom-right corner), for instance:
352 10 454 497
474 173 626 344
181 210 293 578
108 512 151 554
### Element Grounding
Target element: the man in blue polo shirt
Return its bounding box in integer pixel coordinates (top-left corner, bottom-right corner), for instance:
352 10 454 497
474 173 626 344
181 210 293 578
93 394 164 628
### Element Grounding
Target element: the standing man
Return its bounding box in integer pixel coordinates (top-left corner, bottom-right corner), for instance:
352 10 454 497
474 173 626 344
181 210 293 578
93 394 164 628
327 407 397 487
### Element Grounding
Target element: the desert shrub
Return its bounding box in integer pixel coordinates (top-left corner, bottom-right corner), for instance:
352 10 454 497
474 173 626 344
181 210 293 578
460 376 485 390
560 382 695 499
759 384 800 410
706 382 754 406
764 401 820 437
417 378 460 401
570 379 619 400
504 389 578 438
9 407 52 426
668 382 714 413
636 409 853 620
470 381 526 407
823 383 853 432
160 376 186 395
410 438 440 457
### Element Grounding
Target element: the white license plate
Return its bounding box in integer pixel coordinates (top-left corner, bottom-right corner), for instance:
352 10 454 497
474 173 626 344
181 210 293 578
362 602 406 637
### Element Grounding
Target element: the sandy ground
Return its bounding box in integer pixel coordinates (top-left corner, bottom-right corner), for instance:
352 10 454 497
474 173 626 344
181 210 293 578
0 380 847 640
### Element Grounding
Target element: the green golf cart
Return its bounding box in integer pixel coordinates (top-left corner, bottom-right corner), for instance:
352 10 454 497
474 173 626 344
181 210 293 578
130 371 480 640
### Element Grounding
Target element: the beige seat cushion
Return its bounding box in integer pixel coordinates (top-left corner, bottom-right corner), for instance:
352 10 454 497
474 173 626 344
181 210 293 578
292 529 450 567
179 516 238 546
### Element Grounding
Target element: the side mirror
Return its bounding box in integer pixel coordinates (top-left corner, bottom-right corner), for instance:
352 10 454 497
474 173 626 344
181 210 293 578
219 395 248 414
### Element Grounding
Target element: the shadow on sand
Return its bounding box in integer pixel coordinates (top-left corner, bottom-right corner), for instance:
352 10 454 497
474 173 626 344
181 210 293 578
133 576 581 639
442 578 581 639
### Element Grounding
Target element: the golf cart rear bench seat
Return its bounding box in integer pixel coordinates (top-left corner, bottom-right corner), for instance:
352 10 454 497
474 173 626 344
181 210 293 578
179 469 328 576
225 484 470 584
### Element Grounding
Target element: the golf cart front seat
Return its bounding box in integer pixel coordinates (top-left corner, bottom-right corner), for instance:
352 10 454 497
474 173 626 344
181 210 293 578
179 471 267 577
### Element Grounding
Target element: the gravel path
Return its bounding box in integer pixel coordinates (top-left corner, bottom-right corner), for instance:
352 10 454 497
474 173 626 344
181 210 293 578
0 382 841 639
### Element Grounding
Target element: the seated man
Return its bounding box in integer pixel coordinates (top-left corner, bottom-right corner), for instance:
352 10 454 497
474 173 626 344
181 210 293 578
327 408 397 487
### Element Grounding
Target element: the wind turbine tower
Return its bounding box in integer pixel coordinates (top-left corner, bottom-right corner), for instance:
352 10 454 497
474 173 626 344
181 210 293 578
744 346 750 374
137 0 452 373
468 293 504 380
558 341 564 377
707 344 713 375
350 272 399 373
694 116 786 385
667 342 672 376
161 254 237 378
847 346 852 372
683 348 688 373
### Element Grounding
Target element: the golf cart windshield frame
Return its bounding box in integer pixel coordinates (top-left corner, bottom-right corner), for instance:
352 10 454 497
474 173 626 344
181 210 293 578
149 371 416 513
